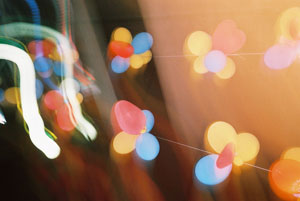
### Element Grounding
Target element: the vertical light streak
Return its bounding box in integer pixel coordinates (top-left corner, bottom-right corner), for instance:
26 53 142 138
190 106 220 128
0 44 60 158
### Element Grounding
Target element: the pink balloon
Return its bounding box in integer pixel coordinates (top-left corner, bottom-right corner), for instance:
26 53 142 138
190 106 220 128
264 43 297 69
212 20 246 54
112 100 146 135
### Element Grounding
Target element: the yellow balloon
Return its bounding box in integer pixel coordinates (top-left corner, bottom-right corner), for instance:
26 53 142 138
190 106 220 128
206 121 237 153
216 57 236 79
112 27 132 43
130 54 144 69
193 55 208 74
276 7 300 40
76 92 83 104
140 50 152 64
5 87 20 104
113 132 139 154
187 31 212 56
282 147 300 162
235 133 260 166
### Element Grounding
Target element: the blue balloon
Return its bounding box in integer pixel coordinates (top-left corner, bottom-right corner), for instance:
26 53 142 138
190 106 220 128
204 50 226 73
53 61 65 76
135 133 160 161
142 110 154 132
0 89 4 102
111 56 130 74
35 79 44 99
194 154 232 185
131 32 153 54
34 56 53 72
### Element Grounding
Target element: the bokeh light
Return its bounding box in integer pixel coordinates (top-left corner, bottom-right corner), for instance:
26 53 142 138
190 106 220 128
135 133 160 161
193 55 208 74
112 27 132 43
195 154 232 185
35 79 44 99
204 50 226 73
44 90 64 110
142 110 154 133
33 56 53 72
130 54 144 69
131 32 153 54
56 104 76 132
216 57 236 79
282 147 300 162
4 87 20 104
111 56 130 74
113 131 139 154
187 31 212 55
109 41 134 58
235 133 260 166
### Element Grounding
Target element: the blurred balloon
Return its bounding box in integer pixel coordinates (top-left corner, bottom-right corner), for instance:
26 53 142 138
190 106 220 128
193 55 208 74
264 43 297 69
44 90 64 110
204 50 226 72
53 61 65 76
111 56 130 74
187 31 212 55
216 143 235 169
195 154 232 185
4 87 19 104
142 110 154 133
235 133 260 165
34 56 53 72
130 54 144 69
269 159 300 201
216 57 236 79
135 133 160 161
113 131 139 154
35 79 44 99
112 100 146 134
131 32 153 54
112 27 132 43
277 7 300 41
282 147 300 162
109 41 134 58
28 39 56 56
140 50 152 64
56 104 75 131
212 20 246 54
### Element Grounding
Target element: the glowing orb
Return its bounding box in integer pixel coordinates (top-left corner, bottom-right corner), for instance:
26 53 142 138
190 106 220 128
34 56 53 72
282 147 300 162
130 54 144 69
269 159 300 201
112 27 132 43
216 57 236 79
216 143 235 168
112 100 146 135
195 154 232 185
56 104 76 131
113 131 139 154
53 61 65 76
44 90 64 110
187 31 212 55
5 87 20 104
135 133 160 161
193 55 208 74
109 41 134 58
140 50 152 64
142 110 154 133
111 56 130 74
204 50 227 73
35 79 44 99
131 32 153 54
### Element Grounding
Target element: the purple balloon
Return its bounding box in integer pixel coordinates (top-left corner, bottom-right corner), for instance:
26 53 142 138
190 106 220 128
204 50 227 73
264 43 297 70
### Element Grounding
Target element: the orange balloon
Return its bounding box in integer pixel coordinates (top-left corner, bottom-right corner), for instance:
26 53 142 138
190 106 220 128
269 159 300 201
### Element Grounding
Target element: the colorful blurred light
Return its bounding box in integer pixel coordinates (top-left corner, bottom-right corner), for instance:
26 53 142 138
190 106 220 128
135 133 160 161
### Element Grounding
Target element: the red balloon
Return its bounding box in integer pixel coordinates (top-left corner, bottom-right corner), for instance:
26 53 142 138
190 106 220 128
216 143 235 168
108 41 134 58
44 90 65 110
56 104 76 132
28 39 56 56
111 100 146 135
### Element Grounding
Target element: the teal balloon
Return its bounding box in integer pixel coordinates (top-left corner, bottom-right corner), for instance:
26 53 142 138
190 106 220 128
136 133 159 161
142 110 154 132
131 32 153 54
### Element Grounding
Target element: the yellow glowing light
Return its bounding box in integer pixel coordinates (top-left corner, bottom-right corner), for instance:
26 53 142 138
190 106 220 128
206 121 237 153
113 132 139 154
140 50 152 64
187 31 212 56
282 147 300 162
193 55 208 74
49 48 62 61
76 92 83 104
130 54 144 69
216 57 236 79
112 27 132 43
235 133 260 166
277 7 300 40
5 87 20 104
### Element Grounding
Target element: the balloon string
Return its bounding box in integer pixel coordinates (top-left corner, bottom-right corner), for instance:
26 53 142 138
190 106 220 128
155 135 271 172
149 52 264 58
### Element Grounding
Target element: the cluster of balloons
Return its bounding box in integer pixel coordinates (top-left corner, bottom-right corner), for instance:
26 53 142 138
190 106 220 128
111 100 160 161
195 121 260 185
27 39 86 133
264 7 300 70
186 20 246 79
108 27 153 73
269 147 300 201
